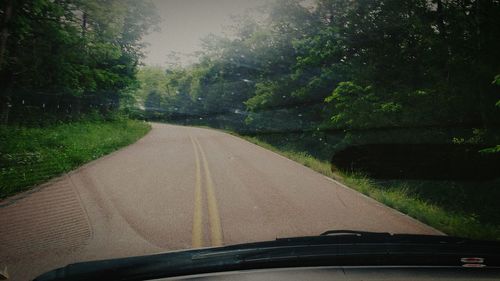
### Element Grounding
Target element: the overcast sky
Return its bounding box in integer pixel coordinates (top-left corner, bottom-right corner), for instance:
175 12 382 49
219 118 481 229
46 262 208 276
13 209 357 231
141 0 269 67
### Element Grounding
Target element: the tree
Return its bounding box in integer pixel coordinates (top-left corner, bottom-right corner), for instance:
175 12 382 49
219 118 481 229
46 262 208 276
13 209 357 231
0 0 159 124
128 0 500 145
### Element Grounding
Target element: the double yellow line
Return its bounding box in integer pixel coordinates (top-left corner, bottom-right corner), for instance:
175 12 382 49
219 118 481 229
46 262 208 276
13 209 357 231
190 136 223 248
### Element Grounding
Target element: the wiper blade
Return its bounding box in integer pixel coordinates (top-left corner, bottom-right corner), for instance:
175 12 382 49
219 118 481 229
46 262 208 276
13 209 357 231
35 231 500 281
320 229 389 236
278 230 470 246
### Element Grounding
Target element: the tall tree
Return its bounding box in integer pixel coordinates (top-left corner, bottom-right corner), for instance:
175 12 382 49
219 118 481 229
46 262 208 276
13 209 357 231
0 0 158 124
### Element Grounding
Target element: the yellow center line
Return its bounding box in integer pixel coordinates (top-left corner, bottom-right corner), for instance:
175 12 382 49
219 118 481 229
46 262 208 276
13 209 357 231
194 138 224 247
190 136 203 248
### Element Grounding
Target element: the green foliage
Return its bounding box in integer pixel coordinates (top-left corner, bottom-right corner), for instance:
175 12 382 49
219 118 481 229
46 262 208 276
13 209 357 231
0 0 159 123
138 0 499 140
0 119 151 198
245 82 277 111
325 82 385 128
494 75 500 86
343 175 500 240
481 145 500 153
135 67 170 103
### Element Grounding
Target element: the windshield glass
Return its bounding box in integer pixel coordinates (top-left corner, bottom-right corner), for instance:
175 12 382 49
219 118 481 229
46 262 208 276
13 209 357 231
0 0 499 280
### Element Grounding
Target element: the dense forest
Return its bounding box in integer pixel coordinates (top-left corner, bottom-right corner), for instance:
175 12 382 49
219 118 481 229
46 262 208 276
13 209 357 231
1 0 499 155
0 0 159 125
135 0 500 156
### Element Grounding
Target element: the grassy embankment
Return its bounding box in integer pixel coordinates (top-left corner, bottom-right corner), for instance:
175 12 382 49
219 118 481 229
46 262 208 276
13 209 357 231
234 134 500 241
0 119 151 199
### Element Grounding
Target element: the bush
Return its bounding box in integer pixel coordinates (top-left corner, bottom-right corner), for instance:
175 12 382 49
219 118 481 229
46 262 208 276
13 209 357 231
0 119 151 198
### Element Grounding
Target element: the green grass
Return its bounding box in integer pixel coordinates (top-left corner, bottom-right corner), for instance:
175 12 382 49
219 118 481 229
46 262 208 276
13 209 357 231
235 134 500 241
0 119 151 199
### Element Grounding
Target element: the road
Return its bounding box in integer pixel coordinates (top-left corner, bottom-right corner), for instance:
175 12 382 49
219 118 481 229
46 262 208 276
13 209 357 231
0 123 441 280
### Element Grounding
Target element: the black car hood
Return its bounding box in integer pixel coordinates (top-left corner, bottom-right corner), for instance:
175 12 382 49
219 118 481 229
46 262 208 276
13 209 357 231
34 230 500 281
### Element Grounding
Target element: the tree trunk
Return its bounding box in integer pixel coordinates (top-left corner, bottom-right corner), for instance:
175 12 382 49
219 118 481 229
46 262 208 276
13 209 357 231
435 0 452 84
436 0 446 36
0 91 11 124
0 0 13 70
474 0 490 129
82 12 87 37
0 0 14 124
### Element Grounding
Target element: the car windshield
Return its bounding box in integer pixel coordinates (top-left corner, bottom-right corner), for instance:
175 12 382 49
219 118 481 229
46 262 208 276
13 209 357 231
0 0 499 280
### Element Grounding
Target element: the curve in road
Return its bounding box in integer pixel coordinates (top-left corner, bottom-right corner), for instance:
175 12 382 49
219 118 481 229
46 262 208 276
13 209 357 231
0 123 442 280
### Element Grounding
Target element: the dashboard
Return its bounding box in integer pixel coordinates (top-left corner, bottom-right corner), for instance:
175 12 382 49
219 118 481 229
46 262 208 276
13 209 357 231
155 266 500 280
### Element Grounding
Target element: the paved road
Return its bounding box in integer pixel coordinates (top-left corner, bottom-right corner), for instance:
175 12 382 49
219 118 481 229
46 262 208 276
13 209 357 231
0 123 441 280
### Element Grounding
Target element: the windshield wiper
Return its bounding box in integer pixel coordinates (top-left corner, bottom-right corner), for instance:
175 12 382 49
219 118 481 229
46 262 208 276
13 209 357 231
35 230 500 281
321 229 381 236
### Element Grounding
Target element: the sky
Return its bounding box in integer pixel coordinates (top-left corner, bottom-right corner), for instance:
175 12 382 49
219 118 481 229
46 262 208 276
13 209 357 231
141 0 269 67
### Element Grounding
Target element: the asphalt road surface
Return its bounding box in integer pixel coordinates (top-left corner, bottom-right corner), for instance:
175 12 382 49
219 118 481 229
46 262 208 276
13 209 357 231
0 123 441 280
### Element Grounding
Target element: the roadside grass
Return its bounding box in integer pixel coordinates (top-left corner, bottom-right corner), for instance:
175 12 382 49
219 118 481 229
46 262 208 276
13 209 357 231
235 134 500 241
0 119 151 199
